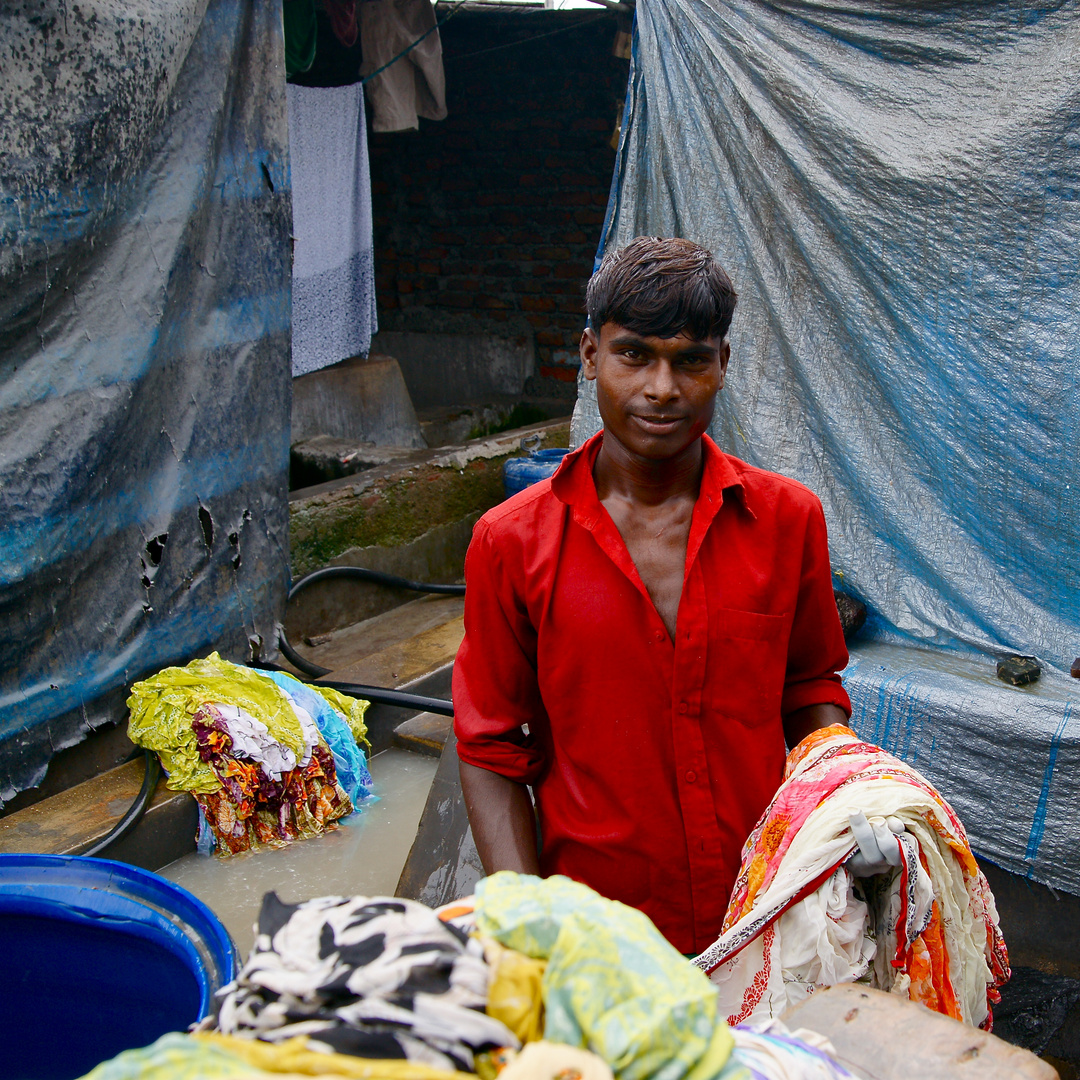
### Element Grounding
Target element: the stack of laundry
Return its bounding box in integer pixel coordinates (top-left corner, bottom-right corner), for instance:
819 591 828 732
81 875 857 1080
215 893 518 1071
692 724 1010 1029
127 654 372 855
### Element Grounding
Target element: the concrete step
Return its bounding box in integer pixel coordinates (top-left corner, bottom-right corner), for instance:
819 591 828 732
295 592 464 676
393 712 453 758
0 756 197 871
308 592 464 753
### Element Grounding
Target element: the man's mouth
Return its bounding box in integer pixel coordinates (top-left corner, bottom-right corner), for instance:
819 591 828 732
633 414 685 432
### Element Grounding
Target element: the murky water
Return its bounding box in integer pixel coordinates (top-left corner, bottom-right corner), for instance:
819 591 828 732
158 748 439 957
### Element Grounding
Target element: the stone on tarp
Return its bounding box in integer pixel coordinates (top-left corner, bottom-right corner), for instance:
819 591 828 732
834 591 867 641
997 655 1042 687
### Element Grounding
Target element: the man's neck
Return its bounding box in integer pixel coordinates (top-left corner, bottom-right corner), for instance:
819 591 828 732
593 431 705 507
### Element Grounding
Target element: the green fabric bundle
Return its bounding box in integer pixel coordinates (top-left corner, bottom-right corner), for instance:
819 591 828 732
474 873 738 1080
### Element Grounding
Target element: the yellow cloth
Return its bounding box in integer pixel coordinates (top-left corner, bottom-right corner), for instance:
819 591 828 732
196 1034 473 1080
127 653 311 793
475 873 734 1080
309 684 370 751
481 937 547 1044
79 1032 475 1080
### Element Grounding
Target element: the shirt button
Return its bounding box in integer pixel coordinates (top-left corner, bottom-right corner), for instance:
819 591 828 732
678 702 688 714
685 770 696 783
656 631 664 642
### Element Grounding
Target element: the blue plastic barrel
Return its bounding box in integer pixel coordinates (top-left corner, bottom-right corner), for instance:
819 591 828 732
503 446 571 499
0 853 236 1080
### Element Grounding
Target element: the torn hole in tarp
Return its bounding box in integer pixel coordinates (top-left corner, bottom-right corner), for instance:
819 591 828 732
198 504 215 549
140 532 169 588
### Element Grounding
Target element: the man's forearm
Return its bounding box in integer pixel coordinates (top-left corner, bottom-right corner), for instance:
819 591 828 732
783 702 849 750
459 760 541 876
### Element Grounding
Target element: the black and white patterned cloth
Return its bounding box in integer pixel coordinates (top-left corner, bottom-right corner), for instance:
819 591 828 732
215 893 518 1071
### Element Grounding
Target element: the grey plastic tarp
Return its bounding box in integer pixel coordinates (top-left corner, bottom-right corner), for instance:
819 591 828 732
574 0 1080 891
0 0 292 803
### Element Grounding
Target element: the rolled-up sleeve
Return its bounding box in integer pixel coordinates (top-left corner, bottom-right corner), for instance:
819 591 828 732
780 500 852 718
452 520 548 784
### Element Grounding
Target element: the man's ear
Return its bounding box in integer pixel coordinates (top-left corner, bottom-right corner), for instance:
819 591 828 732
580 327 599 380
718 339 731 389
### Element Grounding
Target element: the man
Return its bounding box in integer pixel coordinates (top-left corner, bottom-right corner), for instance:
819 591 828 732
452 237 851 955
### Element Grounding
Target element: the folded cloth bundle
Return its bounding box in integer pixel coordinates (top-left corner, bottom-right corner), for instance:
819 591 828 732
128 654 371 855
215 893 519 1072
692 725 1010 1029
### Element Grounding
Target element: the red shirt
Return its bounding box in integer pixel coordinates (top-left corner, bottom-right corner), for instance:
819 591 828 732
453 432 851 954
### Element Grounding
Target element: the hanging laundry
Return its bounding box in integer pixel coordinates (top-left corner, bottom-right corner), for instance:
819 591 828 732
127 654 368 855
326 0 360 48
359 0 448 133
287 80 377 377
283 0 318 78
215 893 519 1072
691 725 1010 1030
290 2 366 88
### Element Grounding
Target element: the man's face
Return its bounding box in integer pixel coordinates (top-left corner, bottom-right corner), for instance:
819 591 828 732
580 322 729 461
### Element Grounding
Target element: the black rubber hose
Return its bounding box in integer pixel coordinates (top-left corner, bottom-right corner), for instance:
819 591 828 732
280 565 465 680
320 679 454 717
286 565 465 601
80 749 161 858
253 659 455 718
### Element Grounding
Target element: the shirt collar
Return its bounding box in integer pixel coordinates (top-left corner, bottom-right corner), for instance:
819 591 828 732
551 430 755 521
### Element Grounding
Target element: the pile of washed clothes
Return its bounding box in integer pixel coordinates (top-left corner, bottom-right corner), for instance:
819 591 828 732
127 654 373 855
693 725 1010 1031
80 874 855 1080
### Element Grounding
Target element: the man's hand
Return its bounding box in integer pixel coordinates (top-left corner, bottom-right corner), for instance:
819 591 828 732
459 760 541 876
846 811 906 877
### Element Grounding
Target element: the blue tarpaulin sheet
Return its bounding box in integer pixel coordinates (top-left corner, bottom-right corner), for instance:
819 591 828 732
0 0 292 802
573 0 1080 891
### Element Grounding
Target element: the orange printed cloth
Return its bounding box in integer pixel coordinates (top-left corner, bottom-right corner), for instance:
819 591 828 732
692 725 1009 1029
193 703 352 856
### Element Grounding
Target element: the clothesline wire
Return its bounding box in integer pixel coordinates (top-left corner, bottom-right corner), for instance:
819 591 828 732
361 0 469 84
444 12 610 62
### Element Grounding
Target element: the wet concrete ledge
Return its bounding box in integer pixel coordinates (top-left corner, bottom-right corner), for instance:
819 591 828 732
288 418 570 581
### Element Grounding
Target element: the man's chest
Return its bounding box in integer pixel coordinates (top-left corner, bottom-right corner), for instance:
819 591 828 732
527 519 800 733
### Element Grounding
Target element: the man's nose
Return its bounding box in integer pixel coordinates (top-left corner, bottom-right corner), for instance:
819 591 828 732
644 360 679 401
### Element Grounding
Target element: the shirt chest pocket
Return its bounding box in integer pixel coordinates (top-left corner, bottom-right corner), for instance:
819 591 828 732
707 607 790 729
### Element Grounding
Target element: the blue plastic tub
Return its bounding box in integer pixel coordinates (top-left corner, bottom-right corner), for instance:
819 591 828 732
0 853 236 1080
503 447 571 499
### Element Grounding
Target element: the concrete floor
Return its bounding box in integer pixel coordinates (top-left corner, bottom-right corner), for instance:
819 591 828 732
159 748 439 957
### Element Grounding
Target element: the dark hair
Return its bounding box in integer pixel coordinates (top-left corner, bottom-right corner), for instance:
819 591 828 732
585 237 737 341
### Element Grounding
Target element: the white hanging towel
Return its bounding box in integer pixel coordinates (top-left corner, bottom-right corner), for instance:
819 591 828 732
286 81 377 377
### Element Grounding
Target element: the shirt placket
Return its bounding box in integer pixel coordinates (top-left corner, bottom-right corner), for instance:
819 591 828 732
671 513 733 949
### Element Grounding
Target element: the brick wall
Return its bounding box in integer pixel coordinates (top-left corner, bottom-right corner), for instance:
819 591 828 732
368 7 627 391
